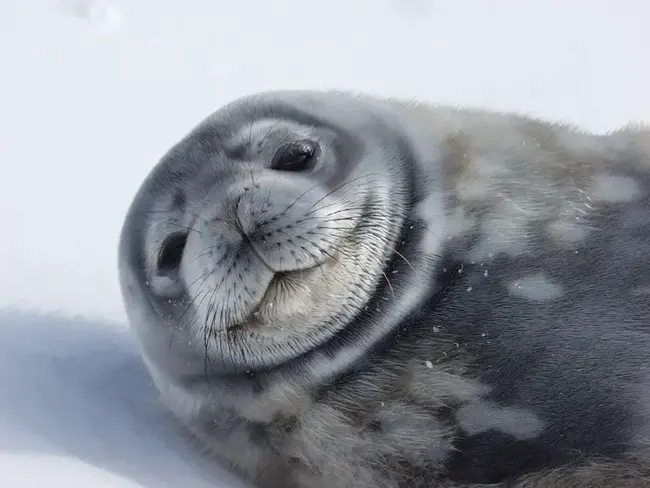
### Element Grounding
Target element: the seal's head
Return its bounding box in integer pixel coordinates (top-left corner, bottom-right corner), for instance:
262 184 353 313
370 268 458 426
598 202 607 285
118 91 435 386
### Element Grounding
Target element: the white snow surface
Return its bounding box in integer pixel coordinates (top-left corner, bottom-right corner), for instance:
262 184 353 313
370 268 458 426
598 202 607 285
1 0 649 486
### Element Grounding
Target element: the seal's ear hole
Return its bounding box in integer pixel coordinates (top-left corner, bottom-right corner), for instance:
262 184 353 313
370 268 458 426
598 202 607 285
157 232 188 276
271 139 320 172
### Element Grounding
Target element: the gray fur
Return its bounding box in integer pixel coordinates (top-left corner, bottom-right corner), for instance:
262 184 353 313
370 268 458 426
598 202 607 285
118 90 650 487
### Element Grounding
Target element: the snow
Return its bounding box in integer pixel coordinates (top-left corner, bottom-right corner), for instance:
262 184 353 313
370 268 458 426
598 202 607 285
0 0 648 486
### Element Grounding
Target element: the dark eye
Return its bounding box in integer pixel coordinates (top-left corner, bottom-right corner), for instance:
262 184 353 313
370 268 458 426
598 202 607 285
157 232 187 277
271 139 319 172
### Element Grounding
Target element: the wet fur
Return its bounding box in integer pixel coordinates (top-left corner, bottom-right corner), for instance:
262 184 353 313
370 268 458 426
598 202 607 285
118 90 650 487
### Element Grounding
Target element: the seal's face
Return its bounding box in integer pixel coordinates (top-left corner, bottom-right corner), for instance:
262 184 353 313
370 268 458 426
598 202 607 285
118 91 414 377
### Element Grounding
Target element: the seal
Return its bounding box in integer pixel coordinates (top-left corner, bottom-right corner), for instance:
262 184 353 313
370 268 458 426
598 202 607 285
118 90 650 487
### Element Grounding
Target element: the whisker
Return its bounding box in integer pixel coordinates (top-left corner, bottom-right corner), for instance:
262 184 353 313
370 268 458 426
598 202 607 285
393 249 416 272
306 172 382 214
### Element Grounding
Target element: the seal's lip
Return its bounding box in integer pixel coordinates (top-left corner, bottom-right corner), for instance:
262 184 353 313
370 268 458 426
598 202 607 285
229 257 335 332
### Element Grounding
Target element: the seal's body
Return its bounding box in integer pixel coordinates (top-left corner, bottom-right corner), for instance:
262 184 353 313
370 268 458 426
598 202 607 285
118 90 650 487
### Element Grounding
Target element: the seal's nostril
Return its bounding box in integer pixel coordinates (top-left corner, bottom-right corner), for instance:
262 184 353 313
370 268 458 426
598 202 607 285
157 232 188 276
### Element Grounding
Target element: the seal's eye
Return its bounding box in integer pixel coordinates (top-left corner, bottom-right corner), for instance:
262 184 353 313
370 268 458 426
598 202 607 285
271 139 319 172
157 232 187 277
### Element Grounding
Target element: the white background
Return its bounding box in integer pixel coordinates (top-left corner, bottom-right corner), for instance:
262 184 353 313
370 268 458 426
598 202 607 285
1 0 649 486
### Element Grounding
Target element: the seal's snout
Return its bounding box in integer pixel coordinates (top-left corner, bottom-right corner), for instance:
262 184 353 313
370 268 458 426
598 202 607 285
166 172 358 333
233 180 348 273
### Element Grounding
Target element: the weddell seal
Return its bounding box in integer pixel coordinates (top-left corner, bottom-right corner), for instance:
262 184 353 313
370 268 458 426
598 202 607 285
117 90 650 487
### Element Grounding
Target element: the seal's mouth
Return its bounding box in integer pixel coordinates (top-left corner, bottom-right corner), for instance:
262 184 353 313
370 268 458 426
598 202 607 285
231 258 335 333
224 199 368 333
241 274 285 330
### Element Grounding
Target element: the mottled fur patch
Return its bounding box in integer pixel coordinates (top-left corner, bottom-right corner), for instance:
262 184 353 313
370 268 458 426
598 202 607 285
507 274 564 302
588 174 643 203
514 459 650 487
